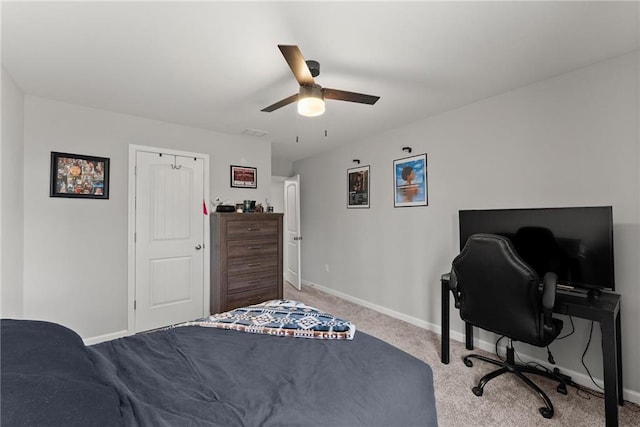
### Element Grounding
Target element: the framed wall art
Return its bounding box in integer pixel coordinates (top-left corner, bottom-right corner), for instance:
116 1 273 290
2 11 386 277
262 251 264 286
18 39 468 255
50 152 110 199
393 153 427 207
347 165 370 209
230 165 257 189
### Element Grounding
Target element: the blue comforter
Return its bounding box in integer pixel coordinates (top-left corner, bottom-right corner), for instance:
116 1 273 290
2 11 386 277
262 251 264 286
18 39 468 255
1 319 438 426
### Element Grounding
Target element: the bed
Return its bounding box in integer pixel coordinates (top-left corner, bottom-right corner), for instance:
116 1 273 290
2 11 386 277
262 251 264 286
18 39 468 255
1 301 438 426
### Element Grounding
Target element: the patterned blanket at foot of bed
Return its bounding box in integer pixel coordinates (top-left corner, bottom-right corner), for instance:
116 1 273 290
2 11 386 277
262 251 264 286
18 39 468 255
178 300 356 339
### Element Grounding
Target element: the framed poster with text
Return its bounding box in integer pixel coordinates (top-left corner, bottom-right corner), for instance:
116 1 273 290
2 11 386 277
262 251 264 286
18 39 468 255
230 165 257 189
347 165 370 209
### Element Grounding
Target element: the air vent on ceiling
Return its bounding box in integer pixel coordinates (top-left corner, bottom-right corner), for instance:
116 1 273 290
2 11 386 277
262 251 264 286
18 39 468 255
242 128 268 137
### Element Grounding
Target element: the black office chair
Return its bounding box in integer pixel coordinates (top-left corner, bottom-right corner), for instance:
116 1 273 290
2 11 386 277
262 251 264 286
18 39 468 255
449 233 567 419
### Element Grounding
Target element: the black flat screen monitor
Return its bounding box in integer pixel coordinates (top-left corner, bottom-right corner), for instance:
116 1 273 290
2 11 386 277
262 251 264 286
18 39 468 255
458 206 614 291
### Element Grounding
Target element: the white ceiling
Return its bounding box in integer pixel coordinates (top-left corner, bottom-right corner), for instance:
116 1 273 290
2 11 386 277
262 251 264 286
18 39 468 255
2 1 638 162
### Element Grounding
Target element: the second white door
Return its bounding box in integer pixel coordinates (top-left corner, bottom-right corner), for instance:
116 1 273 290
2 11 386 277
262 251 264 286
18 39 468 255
284 175 301 290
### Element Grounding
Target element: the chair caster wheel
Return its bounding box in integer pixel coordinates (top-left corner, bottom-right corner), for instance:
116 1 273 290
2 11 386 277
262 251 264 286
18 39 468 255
539 407 553 419
472 386 483 397
463 358 473 367
557 384 567 395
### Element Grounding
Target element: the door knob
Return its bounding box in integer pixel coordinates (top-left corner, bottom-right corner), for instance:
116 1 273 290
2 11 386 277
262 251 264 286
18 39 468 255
195 244 202 250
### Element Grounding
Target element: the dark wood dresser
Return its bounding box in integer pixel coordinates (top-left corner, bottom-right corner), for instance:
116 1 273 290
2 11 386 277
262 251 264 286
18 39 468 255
209 213 284 313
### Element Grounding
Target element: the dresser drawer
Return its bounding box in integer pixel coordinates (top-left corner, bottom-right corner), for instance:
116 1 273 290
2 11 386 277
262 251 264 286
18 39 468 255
228 270 278 293
225 287 279 311
227 220 279 239
227 239 278 258
228 255 279 275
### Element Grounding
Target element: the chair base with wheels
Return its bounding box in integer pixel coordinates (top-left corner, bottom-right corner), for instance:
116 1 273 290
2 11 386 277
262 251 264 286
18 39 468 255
463 339 568 419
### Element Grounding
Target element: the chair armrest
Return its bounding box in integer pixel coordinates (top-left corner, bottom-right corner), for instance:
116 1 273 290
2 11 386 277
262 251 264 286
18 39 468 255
541 272 558 333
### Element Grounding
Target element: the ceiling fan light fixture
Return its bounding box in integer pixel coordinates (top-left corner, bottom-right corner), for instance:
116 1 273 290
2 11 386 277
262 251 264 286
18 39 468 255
297 85 325 117
261 45 379 115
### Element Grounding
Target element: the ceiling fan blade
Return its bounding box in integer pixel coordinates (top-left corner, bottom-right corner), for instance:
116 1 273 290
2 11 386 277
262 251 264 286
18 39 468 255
323 88 380 105
261 93 299 112
278 45 315 87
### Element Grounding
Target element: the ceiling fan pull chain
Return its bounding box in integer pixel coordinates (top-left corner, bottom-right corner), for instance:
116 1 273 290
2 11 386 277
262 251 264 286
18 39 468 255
324 110 327 137
296 108 300 143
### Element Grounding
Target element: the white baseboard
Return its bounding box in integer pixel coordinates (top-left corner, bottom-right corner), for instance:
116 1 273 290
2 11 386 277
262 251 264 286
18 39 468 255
302 280 441 333
301 280 639 405
83 329 129 346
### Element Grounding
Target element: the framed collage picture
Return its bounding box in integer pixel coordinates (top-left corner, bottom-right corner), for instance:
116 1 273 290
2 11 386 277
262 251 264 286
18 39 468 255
50 152 110 199
393 153 427 207
347 165 370 209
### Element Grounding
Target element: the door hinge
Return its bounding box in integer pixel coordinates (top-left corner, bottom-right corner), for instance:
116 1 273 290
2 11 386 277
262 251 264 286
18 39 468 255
134 232 136 243
134 300 137 310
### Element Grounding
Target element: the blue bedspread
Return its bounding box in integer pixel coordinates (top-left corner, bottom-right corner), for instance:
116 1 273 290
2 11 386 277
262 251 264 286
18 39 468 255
2 314 438 426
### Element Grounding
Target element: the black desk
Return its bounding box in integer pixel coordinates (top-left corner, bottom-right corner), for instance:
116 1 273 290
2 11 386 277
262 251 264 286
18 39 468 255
440 273 623 427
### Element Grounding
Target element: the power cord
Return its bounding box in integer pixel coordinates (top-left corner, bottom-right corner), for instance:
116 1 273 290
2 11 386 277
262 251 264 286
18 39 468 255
500 338 555 378
556 315 575 340
494 323 640 413
546 346 555 364
581 321 604 392
557 321 640 412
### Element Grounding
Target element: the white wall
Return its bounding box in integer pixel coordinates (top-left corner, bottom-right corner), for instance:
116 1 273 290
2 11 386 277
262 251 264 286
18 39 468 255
270 176 286 214
294 52 640 399
22 96 272 338
272 157 293 178
1 67 25 318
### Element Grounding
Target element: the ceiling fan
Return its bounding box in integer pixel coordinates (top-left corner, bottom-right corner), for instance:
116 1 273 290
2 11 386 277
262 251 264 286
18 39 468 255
261 45 380 117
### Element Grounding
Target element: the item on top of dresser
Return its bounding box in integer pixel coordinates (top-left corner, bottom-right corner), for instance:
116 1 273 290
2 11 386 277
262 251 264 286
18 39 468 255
216 205 236 213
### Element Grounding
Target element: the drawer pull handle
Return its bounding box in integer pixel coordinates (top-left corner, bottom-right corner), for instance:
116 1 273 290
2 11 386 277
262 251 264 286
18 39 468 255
247 227 261 231
248 263 261 267
247 246 261 250
248 280 262 285
249 295 262 301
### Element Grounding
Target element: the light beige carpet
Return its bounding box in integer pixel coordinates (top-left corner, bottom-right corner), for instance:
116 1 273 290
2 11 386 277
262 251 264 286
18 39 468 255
284 284 640 426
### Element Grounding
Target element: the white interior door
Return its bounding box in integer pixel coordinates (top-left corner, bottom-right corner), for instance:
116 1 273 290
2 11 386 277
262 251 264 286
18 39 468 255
134 151 205 332
284 175 301 290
